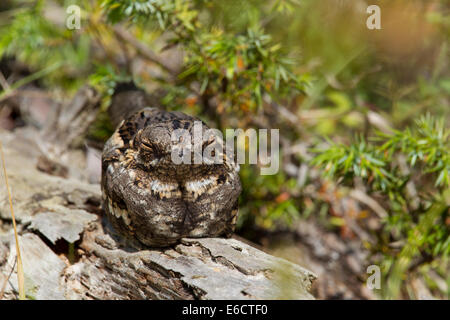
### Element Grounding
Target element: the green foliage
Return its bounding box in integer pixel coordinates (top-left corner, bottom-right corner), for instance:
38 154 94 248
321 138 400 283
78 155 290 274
313 115 450 193
312 115 450 298
179 28 304 110
239 163 300 230
88 63 132 96
102 0 305 111
0 0 305 109
380 116 450 188
0 0 90 88
102 0 198 27
312 137 398 192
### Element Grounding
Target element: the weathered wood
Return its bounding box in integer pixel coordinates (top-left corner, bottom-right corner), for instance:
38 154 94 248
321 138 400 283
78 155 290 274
1 233 66 300
0 128 316 300
30 209 97 244
40 85 101 157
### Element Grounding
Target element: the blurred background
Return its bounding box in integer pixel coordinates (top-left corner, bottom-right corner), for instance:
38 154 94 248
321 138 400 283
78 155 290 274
0 0 448 299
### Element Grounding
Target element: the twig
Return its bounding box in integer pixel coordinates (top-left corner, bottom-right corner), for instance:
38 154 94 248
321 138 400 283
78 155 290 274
0 141 25 300
264 96 307 136
0 71 10 91
0 62 62 102
349 189 388 219
112 26 178 76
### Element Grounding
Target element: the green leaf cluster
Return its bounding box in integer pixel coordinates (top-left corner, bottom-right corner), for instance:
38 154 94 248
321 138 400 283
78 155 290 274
312 115 450 297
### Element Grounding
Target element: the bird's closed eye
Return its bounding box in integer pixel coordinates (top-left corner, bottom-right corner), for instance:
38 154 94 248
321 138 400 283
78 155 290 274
141 140 167 158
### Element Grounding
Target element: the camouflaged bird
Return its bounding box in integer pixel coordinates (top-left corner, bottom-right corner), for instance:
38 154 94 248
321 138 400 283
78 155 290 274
101 107 241 247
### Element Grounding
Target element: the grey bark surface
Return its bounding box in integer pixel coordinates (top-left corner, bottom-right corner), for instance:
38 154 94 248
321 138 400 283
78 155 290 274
0 128 316 300
40 85 101 157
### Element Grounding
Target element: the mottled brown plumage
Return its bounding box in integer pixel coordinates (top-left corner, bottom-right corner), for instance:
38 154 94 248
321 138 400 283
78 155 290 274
101 107 241 247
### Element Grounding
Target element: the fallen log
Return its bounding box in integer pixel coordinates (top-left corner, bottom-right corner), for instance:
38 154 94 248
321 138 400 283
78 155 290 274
0 128 316 300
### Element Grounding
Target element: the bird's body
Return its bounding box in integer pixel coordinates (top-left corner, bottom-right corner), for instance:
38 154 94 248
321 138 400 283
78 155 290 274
101 107 241 247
